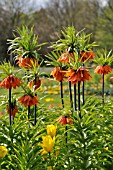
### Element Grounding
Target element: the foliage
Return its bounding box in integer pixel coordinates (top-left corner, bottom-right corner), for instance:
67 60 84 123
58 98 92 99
1 96 113 169
50 26 97 53
0 22 113 169
7 25 45 60
93 49 113 65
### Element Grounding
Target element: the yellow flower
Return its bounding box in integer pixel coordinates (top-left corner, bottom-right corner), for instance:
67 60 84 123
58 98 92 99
53 91 59 94
40 135 55 153
105 147 108 151
47 124 57 138
45 98 54 102
0 146 8 158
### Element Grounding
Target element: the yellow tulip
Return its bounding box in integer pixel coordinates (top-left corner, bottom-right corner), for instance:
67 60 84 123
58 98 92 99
47 124 57 138
0 146 8 158
40 135 55 153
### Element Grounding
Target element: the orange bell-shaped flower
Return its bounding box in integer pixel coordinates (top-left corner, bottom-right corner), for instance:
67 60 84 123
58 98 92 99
94 65 112 75
18 95 39 107
51 67 66 81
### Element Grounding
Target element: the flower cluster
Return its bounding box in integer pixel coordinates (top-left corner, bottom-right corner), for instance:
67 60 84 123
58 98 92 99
66 68 92 84
40 125 57 154
50 27 96 84
0 26 43 122
93 49 113 75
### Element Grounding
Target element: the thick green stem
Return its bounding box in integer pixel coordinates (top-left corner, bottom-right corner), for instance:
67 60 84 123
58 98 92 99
9 88 12 125
28 106 30 120
34 102 37 125
69 81 73 111
74 84 77 111
78 81 81 118
48 152 53 169
60 81 64 108
82 81 85 105
102 73 104 106
34 76 37 125
82 64 85 105
65 124 68 144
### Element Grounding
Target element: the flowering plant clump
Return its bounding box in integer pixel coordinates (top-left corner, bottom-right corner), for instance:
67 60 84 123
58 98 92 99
0 62 21 89
93 49 113 75
39 124 57 159
48 27 96 85
0 25 113 169
7 26 44 69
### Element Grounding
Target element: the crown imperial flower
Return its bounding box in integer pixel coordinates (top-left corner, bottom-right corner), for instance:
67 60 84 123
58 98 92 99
18 95 39 107
80 51 95 62
0 75 21 89
57 116 73 125
66 68 91 84
16 56 38 69
51 67 66 81
94 65 112 75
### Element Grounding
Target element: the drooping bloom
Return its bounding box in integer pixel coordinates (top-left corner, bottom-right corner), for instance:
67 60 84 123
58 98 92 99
94 65 112 75
51 67 66 81
57 116 73 125
6 104 18 118
47 124 57 138
28 76 41 90
16 56 38 69
0 146 8 158
66 68 92 84
0 75 21 89
58 50 74 64
18 95 39 107
80 51 95 62
40 135 55 153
